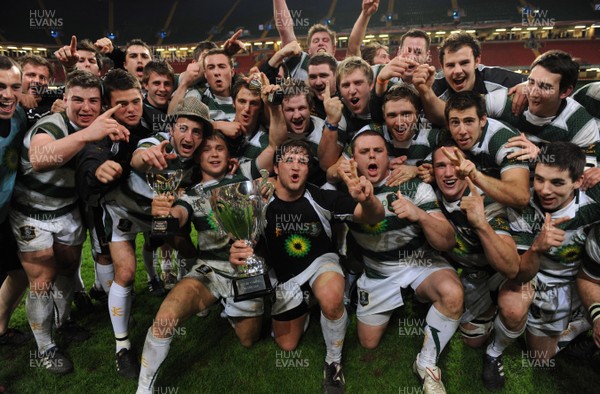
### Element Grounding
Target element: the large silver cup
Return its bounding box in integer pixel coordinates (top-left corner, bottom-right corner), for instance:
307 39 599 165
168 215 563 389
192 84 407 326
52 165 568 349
210 180 273 301
146 169 184 239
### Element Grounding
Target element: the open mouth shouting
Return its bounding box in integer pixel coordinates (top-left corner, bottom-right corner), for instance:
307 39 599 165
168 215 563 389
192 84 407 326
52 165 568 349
290 117 305 133
136 66 144 78
0 99 17 118
452 75 467 91
366 162 379 178
179 141 195 157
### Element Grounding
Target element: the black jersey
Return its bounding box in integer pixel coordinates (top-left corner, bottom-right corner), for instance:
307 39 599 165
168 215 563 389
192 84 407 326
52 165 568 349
264 184 357 282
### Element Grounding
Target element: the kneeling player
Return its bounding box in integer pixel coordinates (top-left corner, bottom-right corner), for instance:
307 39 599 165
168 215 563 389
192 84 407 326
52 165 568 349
347 130 461 394
230 139 385 393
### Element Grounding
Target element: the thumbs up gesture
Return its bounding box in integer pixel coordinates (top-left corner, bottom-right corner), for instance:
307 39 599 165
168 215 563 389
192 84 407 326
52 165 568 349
391 188 419 222
531 212 569 253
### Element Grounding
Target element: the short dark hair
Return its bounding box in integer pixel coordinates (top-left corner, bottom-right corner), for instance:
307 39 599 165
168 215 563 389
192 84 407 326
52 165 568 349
19 55 54 79
203 48 233 69
444 91 486 123
351 129 387 156
102 68 142 102
535 141 585 182
274 139 313 167
401 29 431 51
530 50 579 94
142 60 174 85
78 39 103 70
125 39 151 56
308 52 337 75
361 42 388 66
198 130 232 158
0 55 21 75
439 31 481 66
193 41 218 62
65 69 102 92
383 85 422 114
231 79 260 102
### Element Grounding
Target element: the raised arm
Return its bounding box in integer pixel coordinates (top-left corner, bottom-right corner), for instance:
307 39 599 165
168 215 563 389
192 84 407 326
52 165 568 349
273 0 297 47
338 159 384 224
347 0 380 58
442 147 530 209
317 81 344 170
461 178 520 279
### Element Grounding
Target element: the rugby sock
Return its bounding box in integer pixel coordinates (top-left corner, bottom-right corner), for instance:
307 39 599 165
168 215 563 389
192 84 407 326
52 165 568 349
486 314 525 358
418 305 460 368
137 328 173 393
52 275 74 328
96 263 115 293
26 289 55 354
109 282 133 352
556 317 592 353
92 250 102 289
321 309 348 364
143 248 157 282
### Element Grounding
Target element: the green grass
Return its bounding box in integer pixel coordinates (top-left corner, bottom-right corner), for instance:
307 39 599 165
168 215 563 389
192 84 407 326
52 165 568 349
2 235 600 393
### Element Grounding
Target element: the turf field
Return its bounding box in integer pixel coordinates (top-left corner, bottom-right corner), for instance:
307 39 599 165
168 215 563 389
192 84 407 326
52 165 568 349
1 234 600 394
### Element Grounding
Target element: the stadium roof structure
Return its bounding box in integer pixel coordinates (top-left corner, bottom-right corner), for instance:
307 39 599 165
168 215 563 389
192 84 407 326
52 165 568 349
3 0 598 46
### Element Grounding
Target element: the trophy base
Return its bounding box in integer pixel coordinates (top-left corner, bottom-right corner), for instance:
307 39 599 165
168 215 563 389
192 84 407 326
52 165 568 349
232 273 273 302
151 217 180 238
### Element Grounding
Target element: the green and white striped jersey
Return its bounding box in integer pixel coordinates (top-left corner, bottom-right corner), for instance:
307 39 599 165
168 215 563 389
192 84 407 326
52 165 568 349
347 178 441 278
509 185 600 287
185 87 235 121
464 117 529 179
382 123 441 165
174 172 250 261
486 89 599 165
109 131 197 217
573 82 600 127
437 187 510 270
13 112 79 217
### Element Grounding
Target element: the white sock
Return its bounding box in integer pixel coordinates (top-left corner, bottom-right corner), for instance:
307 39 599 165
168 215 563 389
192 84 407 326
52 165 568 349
137 328 173 394
96 263 114 293
417 305 460 368
52 275 74 328
487 314 525 358
556 317 592 353
143 248 156 282
109 282 133 352
321 309 348 364
26 290 55 353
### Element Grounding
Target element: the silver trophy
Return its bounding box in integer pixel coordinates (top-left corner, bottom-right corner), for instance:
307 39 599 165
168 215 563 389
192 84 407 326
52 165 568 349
146 169 184 239
209 178 273 301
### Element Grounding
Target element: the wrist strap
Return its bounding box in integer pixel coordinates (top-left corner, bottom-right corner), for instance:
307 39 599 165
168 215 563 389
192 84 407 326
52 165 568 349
590 303 600 322
324 120 338 131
